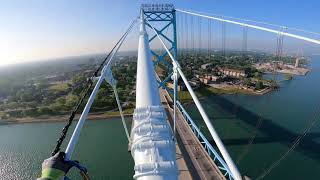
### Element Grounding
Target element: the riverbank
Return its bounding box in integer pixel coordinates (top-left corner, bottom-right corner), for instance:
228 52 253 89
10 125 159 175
178 85 272 104
0 111 133 125
206 83 273 95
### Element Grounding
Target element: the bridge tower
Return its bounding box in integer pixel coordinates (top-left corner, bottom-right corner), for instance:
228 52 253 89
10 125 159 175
141 4 178 93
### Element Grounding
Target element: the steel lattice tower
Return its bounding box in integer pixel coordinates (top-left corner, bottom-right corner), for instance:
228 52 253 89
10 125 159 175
141 4 177 93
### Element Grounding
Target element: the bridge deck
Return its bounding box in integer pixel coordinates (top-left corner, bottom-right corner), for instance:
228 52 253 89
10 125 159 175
159 88 226 180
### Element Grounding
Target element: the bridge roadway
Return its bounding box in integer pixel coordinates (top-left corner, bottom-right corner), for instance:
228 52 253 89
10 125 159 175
159 88 226 180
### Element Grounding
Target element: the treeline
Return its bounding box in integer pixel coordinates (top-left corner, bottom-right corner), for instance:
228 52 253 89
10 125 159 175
0 57 137 119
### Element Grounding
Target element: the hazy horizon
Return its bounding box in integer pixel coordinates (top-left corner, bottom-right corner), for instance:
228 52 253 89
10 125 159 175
1 0 320 66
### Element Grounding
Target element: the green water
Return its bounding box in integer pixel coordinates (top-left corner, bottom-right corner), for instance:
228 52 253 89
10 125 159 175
0 119 134 180
1 57 320 180
186 56 320 179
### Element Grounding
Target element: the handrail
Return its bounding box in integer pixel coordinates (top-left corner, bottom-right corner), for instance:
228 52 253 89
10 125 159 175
176 101 233 179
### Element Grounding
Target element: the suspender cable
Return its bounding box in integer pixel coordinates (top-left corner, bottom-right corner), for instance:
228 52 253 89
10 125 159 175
208 18 211 61
182 13 186 60
177 9 320 45
146 19 242 180
222 21 226 57
199 16 202 56
191 15 194 56
186 14 189 56
112 85 131 143
64 19 137 160
242 26 248 58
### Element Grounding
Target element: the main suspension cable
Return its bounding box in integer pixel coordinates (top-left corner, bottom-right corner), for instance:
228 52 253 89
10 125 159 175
51 19 137 156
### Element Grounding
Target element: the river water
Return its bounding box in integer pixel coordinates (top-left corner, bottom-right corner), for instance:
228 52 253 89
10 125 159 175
186 56 320 179
0 119 134 180
1 56 320 179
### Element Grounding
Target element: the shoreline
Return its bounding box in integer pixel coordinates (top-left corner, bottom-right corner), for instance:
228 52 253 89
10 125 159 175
0 112 133 125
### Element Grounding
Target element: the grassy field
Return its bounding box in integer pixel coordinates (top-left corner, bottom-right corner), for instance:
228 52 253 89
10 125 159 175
103 108 135 116
49 83 70 92
178 85 258 103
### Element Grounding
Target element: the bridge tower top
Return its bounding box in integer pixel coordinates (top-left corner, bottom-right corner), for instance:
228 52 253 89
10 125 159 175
140 3 178 94
141 3 174 13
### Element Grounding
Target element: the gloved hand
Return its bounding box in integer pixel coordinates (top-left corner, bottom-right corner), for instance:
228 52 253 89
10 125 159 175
37 152 73 180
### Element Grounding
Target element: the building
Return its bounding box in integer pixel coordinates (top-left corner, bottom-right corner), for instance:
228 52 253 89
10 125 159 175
219 67 246 78
210 75 220 82
199 77 210 84
167 82 185 91
295 58 300 68
189 78 200 89
201 63 213 70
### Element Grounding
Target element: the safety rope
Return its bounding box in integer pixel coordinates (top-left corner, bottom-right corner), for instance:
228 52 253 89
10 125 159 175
51 19 137 156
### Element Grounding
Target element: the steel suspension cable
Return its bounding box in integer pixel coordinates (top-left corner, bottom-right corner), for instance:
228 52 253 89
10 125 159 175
187 9 320 37
113 86 131 143
186 14 189 56
177 9 320 45
51 19 137 156
65 20 136 160
242 26 248 58
199 17 202 57
221 22 226 57
191 15 195 66
208 18 211 61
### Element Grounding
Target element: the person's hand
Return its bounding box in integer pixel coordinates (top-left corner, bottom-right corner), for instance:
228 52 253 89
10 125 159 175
37 152 73 180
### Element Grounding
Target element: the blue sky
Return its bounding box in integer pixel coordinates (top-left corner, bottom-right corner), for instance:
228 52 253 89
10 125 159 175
0 0 319 65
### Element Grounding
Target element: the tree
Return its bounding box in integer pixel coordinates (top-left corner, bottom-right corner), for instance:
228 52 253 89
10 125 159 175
284 74 293 80
65 94 79 108
37 106 53 114
255 81 263 90
254 72 262 79
243 78 251 87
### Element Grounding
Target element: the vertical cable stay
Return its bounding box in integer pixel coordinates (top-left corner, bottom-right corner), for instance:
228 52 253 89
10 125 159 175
221 21 226 57
242 26 248 58
211 20 214 56
199 16 202 57
112 86 131 143
185 15 189 57
276 29 285 61
191 15 195 56
181 13 184 59
208 18 211 61
191 15 195 68
176 9 320 45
